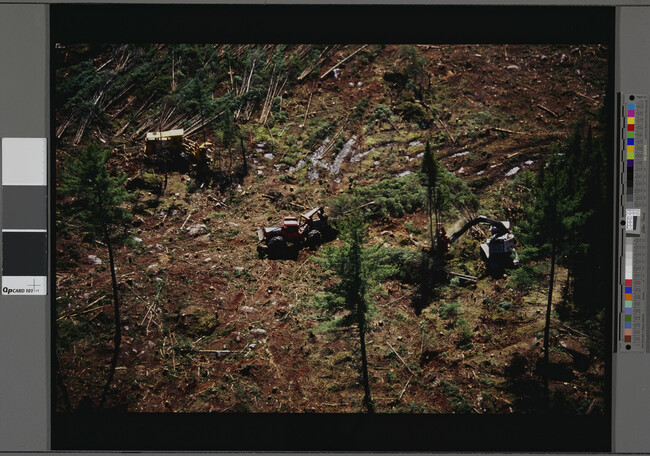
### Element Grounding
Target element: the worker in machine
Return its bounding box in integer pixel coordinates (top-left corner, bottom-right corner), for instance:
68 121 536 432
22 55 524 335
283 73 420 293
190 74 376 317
435 223 451 252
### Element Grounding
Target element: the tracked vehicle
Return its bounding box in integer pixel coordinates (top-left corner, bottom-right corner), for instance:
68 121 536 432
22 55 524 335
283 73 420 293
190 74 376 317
439 215 519 276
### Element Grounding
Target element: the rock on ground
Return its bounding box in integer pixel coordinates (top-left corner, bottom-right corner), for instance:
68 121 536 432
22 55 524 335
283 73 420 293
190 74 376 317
186 224 207 237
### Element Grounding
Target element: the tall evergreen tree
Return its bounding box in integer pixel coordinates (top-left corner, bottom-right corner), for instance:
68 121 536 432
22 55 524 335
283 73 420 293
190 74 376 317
524 121 610 406
568 125 610 318
421 140 439 251
61 143 132 409
525 144 568 406
527 123 610 319
314 216 396 412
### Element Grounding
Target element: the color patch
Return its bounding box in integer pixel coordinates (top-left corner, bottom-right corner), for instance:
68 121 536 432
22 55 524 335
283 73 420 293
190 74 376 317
628 131 635 138
626 286 632 293
628 116 635 125
1 138 46 186
2 186 47 229
628 124 635 132
628 159 634 167
1 232 47 276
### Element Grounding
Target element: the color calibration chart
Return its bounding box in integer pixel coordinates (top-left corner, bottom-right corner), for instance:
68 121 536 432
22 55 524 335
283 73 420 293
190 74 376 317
620 95 647 352
1 138 47 295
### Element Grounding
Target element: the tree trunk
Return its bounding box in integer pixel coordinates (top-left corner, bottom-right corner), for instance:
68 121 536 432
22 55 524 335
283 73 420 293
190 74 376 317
98 233 122 410
163 164 168 194
543 238 556 409
200 102 207 145
358 312 374 413
240 135 248 176
427 187 434 252
171 50 175 92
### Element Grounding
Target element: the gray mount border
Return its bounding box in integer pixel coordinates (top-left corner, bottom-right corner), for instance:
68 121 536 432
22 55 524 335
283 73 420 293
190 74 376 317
0 1 648 454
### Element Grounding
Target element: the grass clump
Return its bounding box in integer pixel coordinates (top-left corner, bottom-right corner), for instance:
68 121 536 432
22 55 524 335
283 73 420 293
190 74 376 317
497 301 513 311
507 259 546 292
305 118 337 149
404 221 422 234
456 317 474 349
439 380 473 413
439 301 461 319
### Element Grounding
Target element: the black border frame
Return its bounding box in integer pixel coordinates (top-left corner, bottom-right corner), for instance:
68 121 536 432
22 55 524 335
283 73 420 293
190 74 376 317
51 4 614 451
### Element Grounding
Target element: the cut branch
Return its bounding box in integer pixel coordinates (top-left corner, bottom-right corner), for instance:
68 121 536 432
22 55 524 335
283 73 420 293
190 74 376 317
302 86 314 127
491 127 529 135
387 342 416 377
537 104 558 117
398 374 414 401
180 212 192 231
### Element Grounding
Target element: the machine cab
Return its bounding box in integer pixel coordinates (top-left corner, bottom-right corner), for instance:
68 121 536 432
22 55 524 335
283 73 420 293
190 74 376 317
282 217 300 241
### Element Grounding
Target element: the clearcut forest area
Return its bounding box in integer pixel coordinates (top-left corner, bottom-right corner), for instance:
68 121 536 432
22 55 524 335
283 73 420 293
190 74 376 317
55 44 610 414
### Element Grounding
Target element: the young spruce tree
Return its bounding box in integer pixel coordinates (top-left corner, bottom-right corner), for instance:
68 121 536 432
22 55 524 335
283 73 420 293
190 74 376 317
314 216 396 413
61 143 132 409
526 144 569 407
421 140 439 251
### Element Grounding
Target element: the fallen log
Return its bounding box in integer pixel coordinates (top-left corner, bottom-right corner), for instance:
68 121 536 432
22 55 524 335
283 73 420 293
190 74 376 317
297 45 340 81
320 44 368 80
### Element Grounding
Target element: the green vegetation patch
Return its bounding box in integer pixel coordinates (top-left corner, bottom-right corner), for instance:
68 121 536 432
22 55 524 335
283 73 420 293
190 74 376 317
439 301 462 319
439 379 473 413
333 173 425 220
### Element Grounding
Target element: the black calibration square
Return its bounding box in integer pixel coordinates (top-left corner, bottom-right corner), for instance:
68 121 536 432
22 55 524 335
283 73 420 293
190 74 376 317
2 231 47 276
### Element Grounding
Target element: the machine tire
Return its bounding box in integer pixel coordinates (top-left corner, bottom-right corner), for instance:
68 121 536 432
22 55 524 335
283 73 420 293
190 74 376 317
268 236 287 257
307 229 322 250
